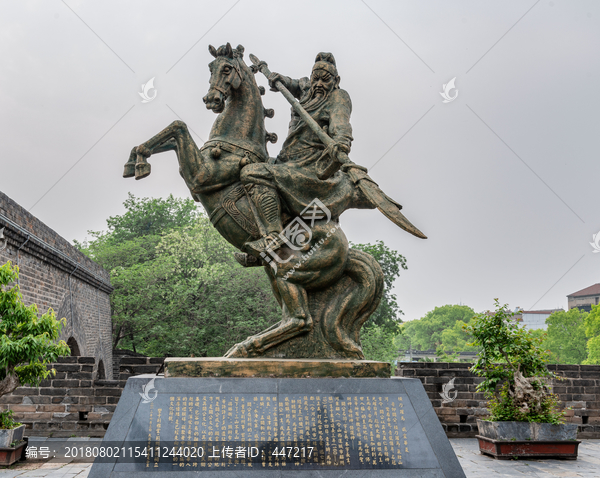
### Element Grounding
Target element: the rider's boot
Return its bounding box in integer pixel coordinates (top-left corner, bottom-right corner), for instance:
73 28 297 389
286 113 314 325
243 184 285 257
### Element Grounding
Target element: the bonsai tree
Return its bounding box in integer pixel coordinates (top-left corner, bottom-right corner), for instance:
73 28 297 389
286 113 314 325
0 261 70 428
464 299 565 424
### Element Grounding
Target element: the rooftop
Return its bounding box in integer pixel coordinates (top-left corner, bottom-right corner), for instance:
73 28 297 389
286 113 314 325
568 283 600 298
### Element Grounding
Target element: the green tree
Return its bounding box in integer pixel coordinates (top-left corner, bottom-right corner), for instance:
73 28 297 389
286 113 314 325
583 305 600 365
436 319 479 359
397 304 476 351
543 309 588 364
79 195 280 356
360 323 399 372
0 262 70 399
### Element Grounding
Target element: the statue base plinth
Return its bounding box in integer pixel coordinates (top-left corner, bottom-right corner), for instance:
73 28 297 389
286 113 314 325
164 357 390 378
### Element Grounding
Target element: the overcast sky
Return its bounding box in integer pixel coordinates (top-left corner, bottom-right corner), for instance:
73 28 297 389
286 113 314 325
1 0 598 322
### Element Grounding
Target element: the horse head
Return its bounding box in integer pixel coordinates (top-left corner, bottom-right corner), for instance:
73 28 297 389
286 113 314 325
202 42 271 162
203 43 246 113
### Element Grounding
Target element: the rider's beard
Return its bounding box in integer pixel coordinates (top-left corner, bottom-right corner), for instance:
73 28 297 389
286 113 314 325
301 85 330 111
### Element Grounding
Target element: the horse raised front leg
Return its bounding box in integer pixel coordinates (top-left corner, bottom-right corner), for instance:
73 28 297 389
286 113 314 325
225 279 313 358
124 121 208 192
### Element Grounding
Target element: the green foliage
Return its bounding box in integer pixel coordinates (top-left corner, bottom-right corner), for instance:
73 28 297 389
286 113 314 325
543 309 588 364
360 323 398 372
465 300 552 395
465 299 564 423
486 382 564 424
0 410 21 430
0 262 70 401
351 240 406 334
583 305 600 364
396 304 476 352
79 195 280 357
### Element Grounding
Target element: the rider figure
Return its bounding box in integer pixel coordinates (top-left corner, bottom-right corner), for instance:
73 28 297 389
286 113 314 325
241 52 354 257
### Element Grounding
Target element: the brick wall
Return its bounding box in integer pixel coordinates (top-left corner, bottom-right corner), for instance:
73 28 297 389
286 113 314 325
0 356 164 438
0 191 113 378
396 362 600 438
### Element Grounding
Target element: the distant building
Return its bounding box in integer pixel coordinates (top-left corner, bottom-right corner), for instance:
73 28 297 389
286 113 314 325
567 284 600 313
514 308 563 331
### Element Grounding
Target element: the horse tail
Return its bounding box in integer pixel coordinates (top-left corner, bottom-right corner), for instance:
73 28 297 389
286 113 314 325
320 248 384 358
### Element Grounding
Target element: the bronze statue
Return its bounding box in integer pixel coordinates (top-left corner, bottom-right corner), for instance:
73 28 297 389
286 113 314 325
123 43 425 359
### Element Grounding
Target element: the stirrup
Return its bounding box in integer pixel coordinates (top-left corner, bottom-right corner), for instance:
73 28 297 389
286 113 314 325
234 252 262 268
243 233 285 257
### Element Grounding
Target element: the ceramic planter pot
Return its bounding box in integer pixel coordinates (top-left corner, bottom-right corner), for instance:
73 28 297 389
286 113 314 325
476 420 580 460
0 440 26 466
476 420 578 441
0 424 25 448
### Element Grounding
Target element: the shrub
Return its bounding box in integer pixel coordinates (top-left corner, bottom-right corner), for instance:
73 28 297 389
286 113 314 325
0 261 70 428
464 299 565 423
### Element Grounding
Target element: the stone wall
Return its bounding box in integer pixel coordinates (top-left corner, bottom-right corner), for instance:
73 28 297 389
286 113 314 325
5 355 597 439
0 356 164 437
396 362 600 438
0 191 113 378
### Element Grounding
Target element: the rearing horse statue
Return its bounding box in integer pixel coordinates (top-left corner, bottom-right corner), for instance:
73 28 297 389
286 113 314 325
123 43 388 359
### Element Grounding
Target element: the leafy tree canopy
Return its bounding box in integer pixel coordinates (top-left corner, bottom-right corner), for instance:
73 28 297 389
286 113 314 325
543 308 588 364
396 304 475 352
583 304 600 365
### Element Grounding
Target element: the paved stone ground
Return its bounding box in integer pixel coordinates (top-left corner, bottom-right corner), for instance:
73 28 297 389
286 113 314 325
451 438 600 477
1 438 600 477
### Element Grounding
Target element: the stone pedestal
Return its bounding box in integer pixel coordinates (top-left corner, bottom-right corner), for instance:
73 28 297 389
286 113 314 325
89 365 465 477
164 357 391 378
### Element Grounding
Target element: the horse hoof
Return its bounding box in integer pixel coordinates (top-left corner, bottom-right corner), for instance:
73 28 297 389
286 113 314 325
123 162 135 178
135 162 151 180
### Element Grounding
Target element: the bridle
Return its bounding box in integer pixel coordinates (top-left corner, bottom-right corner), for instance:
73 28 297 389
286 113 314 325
209 57 243 99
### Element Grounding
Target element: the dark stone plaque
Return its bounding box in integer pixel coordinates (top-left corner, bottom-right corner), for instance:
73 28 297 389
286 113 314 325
89 376 465 477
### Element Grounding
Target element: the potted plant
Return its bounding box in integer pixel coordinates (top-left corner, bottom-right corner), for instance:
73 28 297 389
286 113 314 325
0 262 70 465
464 299 579 460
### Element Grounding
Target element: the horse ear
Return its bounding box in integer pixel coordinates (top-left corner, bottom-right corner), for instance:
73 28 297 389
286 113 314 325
208 45 218 58
225 42 233 58
235 44 245 58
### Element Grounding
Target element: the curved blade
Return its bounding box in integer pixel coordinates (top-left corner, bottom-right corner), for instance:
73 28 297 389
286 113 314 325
356 176 427 239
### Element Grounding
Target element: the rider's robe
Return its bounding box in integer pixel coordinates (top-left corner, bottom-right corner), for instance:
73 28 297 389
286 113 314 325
242 78 372 219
